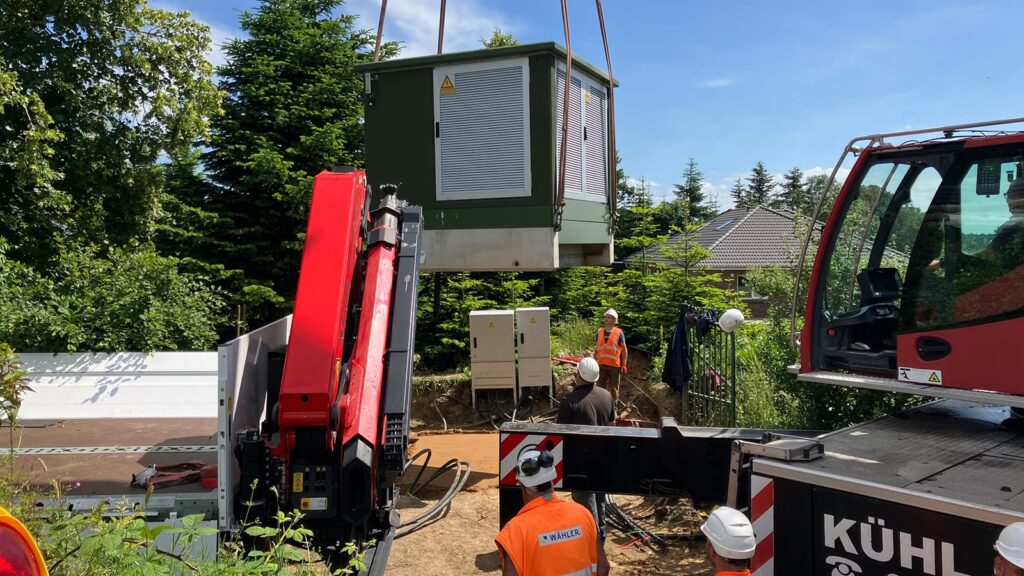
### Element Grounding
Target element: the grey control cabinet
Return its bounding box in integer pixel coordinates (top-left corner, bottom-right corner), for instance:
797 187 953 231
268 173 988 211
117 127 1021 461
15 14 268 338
469 310 516 407
516 307 552 401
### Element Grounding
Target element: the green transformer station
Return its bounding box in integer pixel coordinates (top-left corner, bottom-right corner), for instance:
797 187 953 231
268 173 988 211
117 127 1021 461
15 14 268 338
358 43 615 271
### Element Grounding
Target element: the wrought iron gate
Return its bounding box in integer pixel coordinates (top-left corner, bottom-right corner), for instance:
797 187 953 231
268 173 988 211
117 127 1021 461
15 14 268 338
680 314 737 427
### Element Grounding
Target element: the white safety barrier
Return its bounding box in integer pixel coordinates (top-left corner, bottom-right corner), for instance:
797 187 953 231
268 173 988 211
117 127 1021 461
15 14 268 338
18 351 218 420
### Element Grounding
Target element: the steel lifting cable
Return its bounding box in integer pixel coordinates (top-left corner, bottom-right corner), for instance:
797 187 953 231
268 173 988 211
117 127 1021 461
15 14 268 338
372 0 388 62
555 0 573 231
437 0 447 54
595 0 618 222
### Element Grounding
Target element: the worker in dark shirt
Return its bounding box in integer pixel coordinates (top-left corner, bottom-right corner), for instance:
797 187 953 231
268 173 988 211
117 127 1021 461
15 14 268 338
557 356 615 541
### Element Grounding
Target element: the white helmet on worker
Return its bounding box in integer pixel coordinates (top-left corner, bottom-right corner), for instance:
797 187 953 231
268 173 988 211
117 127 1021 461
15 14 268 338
577 357 600 383
604 309 618 322
516 449 557 488
701 507 756 560
995 522 1024 569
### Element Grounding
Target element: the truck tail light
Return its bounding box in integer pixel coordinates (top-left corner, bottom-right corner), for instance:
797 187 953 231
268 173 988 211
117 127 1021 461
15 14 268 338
0 508 47 576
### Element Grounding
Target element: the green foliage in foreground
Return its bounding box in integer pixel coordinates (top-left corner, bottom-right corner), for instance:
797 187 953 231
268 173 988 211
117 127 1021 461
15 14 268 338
0 345 364 574
0 242 224 352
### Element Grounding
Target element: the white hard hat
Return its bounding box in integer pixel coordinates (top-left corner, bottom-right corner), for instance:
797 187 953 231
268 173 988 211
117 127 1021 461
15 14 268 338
996 522 1024 569
604 309 618 322
700 507 756 560
718 308 745 333
577 357 600 383
516 449 557 488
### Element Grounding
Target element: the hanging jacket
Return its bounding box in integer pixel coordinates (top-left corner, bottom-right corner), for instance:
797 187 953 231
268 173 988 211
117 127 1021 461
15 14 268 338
662 305 692 391
697 310 718 341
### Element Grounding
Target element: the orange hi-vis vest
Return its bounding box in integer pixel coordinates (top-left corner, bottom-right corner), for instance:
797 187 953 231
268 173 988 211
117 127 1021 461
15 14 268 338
595 327 624 367
495 493 598 576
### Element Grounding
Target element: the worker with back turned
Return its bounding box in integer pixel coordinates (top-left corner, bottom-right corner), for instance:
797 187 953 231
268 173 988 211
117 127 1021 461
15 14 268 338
495 449 610 576
701 506 757 576
995 523 1024 576
556 356 614 542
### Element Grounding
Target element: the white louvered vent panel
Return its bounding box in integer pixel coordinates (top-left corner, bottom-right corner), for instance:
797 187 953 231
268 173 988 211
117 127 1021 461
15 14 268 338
555 68 584 199
585 83 608 200
439 64 527 198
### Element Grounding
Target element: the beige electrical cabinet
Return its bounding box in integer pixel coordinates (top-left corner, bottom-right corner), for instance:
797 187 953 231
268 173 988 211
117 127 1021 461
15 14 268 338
516 307 552 401
469 310 516 407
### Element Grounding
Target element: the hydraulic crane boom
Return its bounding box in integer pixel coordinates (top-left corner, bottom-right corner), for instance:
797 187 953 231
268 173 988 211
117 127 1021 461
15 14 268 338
239 167 422 567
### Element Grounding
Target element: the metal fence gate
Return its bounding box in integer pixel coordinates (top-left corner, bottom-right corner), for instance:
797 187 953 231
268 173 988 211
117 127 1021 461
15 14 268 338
680 316 737 427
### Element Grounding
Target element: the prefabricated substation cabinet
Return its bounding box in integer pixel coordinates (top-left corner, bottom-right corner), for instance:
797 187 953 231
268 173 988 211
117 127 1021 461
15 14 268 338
516 307 552 399
469 310 516 406
358 43 615 271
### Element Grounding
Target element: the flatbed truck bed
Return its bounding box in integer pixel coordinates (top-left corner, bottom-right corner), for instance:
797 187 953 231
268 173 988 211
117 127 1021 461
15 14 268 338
748 399 1024 575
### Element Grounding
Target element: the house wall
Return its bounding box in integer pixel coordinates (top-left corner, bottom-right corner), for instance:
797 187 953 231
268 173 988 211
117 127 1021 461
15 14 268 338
717 270 770 319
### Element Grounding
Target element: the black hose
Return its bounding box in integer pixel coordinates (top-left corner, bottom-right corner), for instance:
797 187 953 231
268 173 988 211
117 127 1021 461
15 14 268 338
396 459 471 538
396 447 473 539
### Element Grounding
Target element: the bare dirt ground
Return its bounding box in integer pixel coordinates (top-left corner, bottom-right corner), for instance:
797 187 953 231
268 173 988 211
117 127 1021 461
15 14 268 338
388 431 711 576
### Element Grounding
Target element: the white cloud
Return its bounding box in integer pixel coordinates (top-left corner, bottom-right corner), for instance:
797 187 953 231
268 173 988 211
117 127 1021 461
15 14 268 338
801 166 852 183
350 0 514 57
626 177 659 190
205 22 236 68
698 77 735 89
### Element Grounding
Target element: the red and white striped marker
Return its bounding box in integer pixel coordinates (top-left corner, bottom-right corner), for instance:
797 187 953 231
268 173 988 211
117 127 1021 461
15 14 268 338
498 432 564 488
750 474 775 576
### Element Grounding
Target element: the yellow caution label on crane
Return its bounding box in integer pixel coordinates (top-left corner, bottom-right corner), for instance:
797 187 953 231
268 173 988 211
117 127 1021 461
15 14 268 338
440 75 455 96
293 472 304 493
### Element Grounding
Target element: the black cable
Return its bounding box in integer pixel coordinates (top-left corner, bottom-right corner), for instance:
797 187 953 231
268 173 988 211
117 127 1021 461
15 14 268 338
396 460 471 539
405 448 432 495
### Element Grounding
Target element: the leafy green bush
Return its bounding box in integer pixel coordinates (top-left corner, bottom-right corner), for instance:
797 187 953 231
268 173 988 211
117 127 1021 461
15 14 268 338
551 316 598 357
0 241 224 352
740 265 921 430
0 343 29 429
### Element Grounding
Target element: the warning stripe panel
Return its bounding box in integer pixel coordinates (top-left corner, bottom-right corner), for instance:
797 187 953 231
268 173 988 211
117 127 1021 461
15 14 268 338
499 433 564 488
751 475 774 576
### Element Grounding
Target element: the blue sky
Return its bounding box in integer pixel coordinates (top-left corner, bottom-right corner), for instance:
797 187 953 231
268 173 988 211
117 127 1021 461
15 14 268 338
163 0 1024 209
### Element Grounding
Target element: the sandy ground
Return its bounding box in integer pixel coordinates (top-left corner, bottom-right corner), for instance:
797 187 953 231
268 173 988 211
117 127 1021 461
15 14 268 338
388 431 711 576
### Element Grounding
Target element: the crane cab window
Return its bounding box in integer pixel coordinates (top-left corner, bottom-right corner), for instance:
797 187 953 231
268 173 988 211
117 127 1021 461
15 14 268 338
902 153 1024 328
819 158 940 372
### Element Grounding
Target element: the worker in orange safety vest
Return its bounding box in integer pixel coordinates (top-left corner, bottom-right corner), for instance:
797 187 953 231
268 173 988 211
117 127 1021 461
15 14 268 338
495 449 610 576
594 309 627 404
701 507 757 576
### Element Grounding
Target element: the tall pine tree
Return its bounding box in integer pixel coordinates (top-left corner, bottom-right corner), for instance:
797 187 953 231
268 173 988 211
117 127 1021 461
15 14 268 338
204 0 396 322
776 167 806 212
672 158 715 223
730 178 749 209
746 161 776 206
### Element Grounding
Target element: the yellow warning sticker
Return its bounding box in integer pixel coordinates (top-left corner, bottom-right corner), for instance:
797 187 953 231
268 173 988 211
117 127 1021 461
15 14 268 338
898 367 942 385
530 317 537 324
488 322 495 328
440 75 455 96
585 91 591 104
293 472 304 493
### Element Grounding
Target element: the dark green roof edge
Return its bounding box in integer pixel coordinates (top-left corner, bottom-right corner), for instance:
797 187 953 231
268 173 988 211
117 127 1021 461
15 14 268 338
356 42 618 86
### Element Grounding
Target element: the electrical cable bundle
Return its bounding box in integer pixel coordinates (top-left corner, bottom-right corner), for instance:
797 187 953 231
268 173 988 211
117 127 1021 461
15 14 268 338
395 448 472 539
603 496 668 551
